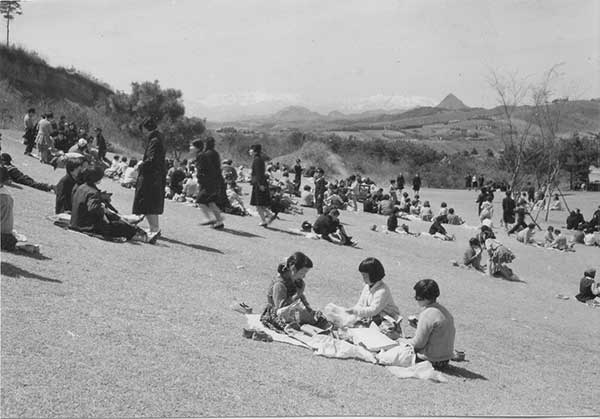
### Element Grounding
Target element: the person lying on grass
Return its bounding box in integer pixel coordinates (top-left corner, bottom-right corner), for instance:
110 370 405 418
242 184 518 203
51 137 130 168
406 279 455 370
0 153 54 193
575 268 600 304
312 208 356 246
260 252 326 330
463 238 486 272
344 257 402 339
70 165 151 243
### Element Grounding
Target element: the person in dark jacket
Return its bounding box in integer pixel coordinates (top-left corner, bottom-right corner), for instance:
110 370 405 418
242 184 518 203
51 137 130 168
0 153 54 192
132 118 166 241
501 190 516 230
191 137 224 229
71 165 147 242
55 156 88 214
412 174 421 195
249 144 275 226
396 173 405 190
575 268 599 303
312 209 354 246
94 127 110 165
314 168 327 214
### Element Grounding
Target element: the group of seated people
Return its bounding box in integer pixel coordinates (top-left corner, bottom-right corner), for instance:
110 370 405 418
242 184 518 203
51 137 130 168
104 155 140 188
460 225 518 280
261 252 456 370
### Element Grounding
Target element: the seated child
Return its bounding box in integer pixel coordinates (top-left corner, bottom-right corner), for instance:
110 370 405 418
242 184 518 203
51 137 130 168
120 159 139 188
516 223 537 245
344 257 402 339
429 216 454 241
378 195 395 216
484 237 517 280
261 252 321 329
575 268 600 303
104 155 121 178
387 207 400 232
543 226 555 247
312 209 355 246
363 194 377 214
549 194 562 211
479 196 494 223
420 201 433 221
446 208 465 225
407 279 455 370
300 185 314 207
225 181 248 216
437 202 449 223
116 156 128 179
463 238 485 272
548 229 574 251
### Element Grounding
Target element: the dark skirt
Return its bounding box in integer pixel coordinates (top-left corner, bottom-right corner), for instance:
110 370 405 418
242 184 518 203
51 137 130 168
132 173 165 215
250 184 271 206
196 182 219 205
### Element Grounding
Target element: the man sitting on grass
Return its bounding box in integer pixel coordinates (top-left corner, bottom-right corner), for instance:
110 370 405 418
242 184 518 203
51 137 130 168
312 208 355 246
0 153 54 193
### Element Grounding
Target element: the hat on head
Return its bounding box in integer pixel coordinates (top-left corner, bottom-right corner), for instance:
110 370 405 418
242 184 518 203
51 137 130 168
78 138 88 148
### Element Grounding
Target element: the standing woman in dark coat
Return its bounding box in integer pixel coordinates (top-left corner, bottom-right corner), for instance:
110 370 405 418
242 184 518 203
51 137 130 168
132 118 166 241
191 137 225 229
249 144 275 226
412 173 421 196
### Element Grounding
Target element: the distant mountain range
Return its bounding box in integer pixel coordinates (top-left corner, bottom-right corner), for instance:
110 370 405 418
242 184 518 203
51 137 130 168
213 93 470 124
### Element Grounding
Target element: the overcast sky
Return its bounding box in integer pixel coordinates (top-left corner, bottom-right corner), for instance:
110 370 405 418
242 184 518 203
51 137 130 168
7 0 600 120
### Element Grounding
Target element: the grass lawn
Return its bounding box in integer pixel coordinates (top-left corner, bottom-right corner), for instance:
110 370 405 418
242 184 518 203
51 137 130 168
1 129 598 417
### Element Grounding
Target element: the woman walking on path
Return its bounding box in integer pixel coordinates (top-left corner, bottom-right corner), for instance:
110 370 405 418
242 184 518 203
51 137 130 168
191 137 224 229
132 118 166 242
249 144 275 226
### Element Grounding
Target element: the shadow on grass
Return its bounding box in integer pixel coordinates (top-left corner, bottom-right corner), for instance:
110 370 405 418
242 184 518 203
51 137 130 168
158 236 224 254
219 227 264 238
12 250 52 261
444 364 488 380
263 226 305 237
1 261 62 283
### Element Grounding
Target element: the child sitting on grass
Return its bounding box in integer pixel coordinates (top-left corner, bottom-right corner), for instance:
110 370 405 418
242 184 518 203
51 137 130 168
312 209 356 246
446 208 465 225
261 252 325 330
548 229 574 251
463 238 486 272
407 279 455 370
429 216 455 241
575 268 600 304
344 257 402 339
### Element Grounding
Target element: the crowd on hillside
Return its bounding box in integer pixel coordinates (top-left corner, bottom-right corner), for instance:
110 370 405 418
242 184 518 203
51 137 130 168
1 108 599 372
